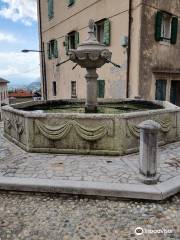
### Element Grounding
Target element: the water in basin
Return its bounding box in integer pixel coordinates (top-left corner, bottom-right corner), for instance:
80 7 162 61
20 100 163 114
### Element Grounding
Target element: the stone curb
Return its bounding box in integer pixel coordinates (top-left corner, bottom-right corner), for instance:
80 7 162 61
0 175 179 200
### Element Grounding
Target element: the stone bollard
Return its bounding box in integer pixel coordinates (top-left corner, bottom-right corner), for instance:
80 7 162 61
138 120 161 184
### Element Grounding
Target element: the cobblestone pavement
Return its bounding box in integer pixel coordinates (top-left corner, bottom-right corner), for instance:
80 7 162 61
0 122 180 184
0 191 179 240
0 121 180 239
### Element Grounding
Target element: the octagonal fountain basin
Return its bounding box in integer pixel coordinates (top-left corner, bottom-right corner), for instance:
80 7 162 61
2 99 180 156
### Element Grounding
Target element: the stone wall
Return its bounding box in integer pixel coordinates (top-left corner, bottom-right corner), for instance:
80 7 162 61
138 0 180 100
2 100 180 156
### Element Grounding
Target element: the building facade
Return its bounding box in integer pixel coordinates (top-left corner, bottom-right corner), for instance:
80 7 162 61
38 0 180 106
0 78 9 105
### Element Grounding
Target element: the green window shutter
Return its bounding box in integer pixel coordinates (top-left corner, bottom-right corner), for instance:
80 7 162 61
67 0 75 7
103 19 111 46
97 80 105 98
47 42 52 59
155 80 167 101
48 0 54 20
65 35 69 55
171 17 178 44
155 11 163 41
75 32 79 49
54 40 58 58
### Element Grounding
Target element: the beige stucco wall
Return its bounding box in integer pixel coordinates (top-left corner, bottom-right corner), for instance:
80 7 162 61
39 0 180 103
0 83 9 105
39 0 130 100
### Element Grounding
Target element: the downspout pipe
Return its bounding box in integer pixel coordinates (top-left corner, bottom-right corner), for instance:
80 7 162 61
38 0 47 100
126 0 132 98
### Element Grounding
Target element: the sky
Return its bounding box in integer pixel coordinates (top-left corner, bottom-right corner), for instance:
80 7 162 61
0 0 40 86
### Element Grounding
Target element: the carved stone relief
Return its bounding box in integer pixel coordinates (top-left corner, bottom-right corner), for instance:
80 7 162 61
35 119 114 142
4 114 24 140
126 117 172 138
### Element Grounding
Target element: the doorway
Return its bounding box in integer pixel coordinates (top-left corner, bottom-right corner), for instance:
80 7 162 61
170 80 180 106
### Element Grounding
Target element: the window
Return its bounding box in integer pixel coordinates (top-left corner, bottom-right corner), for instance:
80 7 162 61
47 39 58 59
95 19 111 46
170 80 180 106
97 80 105 98
95 21 104 44
161 13 172 40
65 31 79 55
155 11 178 44
69 32 76 49
52 81 57 96
155 80 167 101
170 80 177 104
71 81 77 98
48 0 54 20
67 0 75 7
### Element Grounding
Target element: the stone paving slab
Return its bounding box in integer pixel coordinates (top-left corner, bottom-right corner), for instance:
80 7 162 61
0 176 162 200
0 121 180 200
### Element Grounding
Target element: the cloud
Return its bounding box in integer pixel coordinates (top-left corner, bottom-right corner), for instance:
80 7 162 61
0 32 17 42
0 51 40 84
0 0 37 26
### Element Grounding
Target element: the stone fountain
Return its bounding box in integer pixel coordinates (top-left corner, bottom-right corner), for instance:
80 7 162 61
1 20 180 156
69 19 111 113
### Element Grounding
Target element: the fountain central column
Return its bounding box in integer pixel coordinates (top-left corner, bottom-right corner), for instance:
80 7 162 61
85 68 98 113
